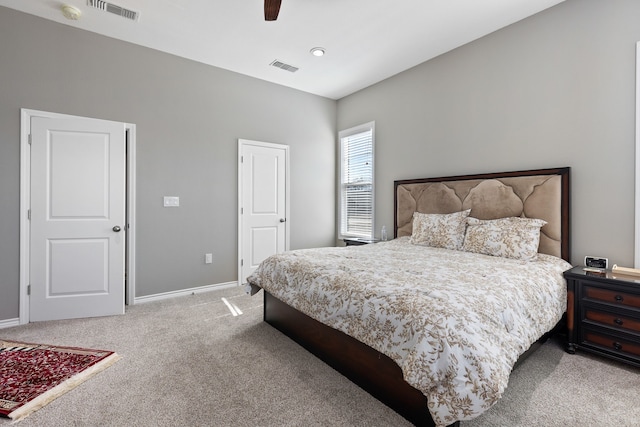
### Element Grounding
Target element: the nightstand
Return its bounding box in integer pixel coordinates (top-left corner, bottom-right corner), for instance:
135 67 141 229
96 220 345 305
563 266 640 367
343 237 380 246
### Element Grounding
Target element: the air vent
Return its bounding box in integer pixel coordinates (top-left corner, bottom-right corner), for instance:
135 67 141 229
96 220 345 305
270 60 299 73
87 0 139 21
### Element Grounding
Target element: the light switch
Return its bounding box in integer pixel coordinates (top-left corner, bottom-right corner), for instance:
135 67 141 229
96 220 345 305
163 196 179 207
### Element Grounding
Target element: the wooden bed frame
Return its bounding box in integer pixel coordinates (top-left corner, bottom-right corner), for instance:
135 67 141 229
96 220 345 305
262 167 571 426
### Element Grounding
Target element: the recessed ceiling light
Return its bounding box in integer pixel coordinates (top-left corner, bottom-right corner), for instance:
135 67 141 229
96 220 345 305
310 47 325 57
61 4 82 20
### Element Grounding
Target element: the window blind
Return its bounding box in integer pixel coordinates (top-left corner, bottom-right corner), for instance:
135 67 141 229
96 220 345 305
340 124 374 238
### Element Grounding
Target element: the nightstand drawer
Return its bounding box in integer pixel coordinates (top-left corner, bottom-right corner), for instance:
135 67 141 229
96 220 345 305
583 285 640 309
583 309 640 334
582 330 640 358
565 266 640 368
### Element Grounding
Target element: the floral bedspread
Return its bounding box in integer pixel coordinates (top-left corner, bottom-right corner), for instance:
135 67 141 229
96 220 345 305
247 237 572 426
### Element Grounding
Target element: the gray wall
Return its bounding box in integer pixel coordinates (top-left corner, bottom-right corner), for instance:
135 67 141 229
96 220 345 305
337 0 640 267
0 7 336 320
4 0 639 322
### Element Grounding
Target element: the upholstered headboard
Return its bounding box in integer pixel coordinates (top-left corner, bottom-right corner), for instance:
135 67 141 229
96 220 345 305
394 167 570 261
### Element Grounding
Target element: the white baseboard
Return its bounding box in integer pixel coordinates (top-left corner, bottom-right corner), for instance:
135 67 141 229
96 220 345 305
0 282 241 325
133 281 239 305
0 317 20 330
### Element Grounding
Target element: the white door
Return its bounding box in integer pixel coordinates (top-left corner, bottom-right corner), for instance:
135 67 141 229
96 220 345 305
238 140 289 284
30 116 126 321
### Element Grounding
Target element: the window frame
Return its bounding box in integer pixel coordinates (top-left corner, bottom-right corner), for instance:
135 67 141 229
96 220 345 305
338 121 375 240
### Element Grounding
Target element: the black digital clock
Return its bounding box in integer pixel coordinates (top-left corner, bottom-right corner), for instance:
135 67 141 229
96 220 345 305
584 256 608 269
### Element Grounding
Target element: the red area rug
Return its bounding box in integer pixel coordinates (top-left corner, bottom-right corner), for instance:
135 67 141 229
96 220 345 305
0 340 120 421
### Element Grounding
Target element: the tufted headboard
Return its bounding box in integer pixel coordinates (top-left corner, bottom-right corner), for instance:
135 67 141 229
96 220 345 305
394 167 570 261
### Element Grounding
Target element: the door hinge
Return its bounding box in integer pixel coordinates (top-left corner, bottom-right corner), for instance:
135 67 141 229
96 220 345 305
27 284 31 295
241 259 244 267
240 207 243 215
241 155 244 163
28 134 32 145
27 209 31 220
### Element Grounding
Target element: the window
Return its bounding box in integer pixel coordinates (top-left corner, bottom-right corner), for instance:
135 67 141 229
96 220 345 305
339 122 375 239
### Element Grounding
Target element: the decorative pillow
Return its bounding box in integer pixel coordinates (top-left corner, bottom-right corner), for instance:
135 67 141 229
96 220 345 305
410 209 471 250
462 217 547 261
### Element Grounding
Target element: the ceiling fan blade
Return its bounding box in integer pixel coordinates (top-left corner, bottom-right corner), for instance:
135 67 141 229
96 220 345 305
264 0 281 21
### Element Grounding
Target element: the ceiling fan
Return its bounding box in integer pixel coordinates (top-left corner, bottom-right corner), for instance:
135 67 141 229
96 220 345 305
264 0 282 21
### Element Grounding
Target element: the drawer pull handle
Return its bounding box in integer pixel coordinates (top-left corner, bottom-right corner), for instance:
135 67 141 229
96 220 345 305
614 318 624 326
613 342 623 351
614 295 624 302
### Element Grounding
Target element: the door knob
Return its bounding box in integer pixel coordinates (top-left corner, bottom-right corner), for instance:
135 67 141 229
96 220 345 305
279 218 286 223
113 225 122 232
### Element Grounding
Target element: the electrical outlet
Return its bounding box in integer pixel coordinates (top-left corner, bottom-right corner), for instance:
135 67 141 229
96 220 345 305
205 253 213 264
163 196 179 207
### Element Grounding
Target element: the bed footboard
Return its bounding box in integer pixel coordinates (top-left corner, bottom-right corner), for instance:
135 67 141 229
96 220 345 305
264 291 459 427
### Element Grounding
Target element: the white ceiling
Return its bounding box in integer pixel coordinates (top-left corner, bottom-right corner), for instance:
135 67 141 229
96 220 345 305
0 0 565 100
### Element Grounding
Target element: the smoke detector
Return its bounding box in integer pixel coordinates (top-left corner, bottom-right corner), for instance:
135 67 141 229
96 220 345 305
61 4 82 20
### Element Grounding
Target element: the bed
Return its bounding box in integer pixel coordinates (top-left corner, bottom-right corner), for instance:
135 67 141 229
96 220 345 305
247 167 572 427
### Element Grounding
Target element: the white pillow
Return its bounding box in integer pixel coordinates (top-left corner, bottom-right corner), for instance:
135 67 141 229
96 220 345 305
462 217 547 261
410 209 471 251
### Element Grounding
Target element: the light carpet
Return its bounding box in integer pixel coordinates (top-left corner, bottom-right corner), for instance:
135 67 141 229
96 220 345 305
0 286 638 426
